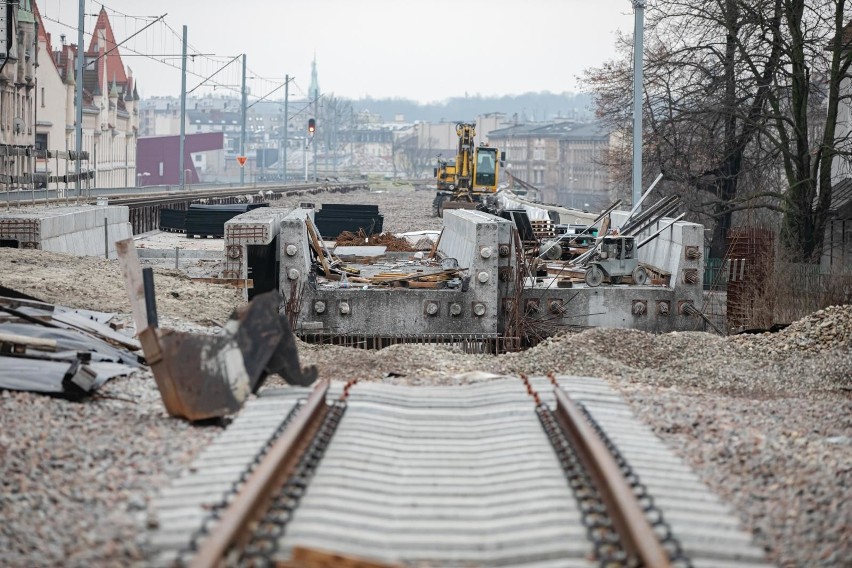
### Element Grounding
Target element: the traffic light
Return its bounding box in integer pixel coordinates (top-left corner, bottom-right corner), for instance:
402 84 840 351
308 118 316 134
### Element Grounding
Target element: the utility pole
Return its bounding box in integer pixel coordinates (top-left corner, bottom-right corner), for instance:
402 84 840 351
304 138 309 182
313 99 318 181
240 54 247 186
282 74 289 182
74 0 84 195
632 0 645 210
178 25 188 190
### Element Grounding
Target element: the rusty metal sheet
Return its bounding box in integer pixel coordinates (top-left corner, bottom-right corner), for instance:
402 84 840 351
141 291 317 422
0 323 142 367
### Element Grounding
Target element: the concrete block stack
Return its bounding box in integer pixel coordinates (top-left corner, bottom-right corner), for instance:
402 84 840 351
0 206 132 259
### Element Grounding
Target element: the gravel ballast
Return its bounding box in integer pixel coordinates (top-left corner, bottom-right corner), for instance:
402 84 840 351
1 185 850 567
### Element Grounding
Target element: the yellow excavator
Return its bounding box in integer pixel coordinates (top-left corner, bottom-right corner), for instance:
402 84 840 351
432 122 504 217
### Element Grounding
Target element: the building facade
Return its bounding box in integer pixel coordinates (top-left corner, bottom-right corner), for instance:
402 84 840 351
1 1 38 188
488 121 616 209
33 5 139 189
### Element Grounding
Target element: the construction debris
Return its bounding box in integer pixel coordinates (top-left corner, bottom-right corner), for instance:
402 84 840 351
0 293 142 399
335 229 415 252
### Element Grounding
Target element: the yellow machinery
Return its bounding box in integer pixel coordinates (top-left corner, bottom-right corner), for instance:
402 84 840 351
432 122 504 217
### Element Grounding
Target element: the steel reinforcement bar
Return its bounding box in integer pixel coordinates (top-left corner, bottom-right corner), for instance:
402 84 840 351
189 380 331 568
551 386 671 568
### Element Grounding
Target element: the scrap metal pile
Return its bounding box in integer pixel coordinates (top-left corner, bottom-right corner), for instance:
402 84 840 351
523 182 686 288
0 287 143 399
0 239 319 422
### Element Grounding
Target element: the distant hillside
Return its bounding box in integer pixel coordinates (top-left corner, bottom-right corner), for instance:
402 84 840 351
347 92 594 123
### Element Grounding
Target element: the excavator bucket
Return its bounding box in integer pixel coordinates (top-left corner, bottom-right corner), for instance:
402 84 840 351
116 238 317 421
139 290 317 422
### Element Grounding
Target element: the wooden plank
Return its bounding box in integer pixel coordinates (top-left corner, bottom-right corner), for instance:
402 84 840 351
305 218 331 276
0 332 57 352
115 238 149 334
190 278 254 289
282 546 403 568
428 227 444 259
407 280 441 289
639 261 671 276
0 296 56 313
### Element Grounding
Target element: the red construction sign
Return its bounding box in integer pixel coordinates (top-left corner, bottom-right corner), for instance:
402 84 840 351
236 156 248 167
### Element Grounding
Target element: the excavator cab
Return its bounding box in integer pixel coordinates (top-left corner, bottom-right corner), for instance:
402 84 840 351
473 147 498 190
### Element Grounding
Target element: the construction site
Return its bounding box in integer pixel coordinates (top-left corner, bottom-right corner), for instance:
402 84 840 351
1 178 851 567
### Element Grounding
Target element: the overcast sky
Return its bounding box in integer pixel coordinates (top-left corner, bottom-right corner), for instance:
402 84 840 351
39 0 637 102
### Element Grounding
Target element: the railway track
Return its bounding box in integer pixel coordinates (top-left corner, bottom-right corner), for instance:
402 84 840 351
3 181 368 233
147 376 771 568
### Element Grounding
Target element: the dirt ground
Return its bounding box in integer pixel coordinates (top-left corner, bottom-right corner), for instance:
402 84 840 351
0 247 242 325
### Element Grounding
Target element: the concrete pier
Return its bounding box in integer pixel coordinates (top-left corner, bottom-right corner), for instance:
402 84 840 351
275 207 708 345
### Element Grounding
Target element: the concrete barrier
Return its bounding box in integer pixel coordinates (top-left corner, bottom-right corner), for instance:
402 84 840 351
1 205 133 259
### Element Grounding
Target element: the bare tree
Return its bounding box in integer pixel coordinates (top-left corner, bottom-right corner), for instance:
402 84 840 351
586 0 852 262
770 0 852 261
583 0 783 257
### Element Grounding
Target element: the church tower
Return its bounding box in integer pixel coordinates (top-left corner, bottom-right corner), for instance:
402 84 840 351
308 55 320 103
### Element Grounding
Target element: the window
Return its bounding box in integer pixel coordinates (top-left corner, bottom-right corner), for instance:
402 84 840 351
474 148 497 187
35 132 48 151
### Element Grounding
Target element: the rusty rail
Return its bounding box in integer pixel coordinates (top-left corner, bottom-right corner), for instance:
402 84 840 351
552 387 672 568
190 380 331 568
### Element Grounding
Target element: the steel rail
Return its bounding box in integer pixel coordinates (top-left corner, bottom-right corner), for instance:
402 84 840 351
552 387 672 568
109 182 366 207
190 380 331 568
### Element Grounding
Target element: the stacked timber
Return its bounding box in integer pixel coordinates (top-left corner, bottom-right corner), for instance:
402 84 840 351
530 220 556 240
361 268 465 289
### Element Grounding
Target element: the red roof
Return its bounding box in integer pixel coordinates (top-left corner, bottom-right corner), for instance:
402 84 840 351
86 7 129 89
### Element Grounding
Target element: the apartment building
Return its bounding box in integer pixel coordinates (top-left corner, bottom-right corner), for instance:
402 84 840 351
488 121 616 209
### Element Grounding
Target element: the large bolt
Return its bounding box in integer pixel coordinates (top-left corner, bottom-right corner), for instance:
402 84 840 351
450 303 462 316
314 301 326 314
287 268 300 280
285 244 298 256
632 300 647 316
658 301 670 315
498 244 511 257
227 245 242 259
473 303 486 317
426 302 439 316
477 271 490 283
339 302 351 315
480 246 493 259
549 300 563 314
